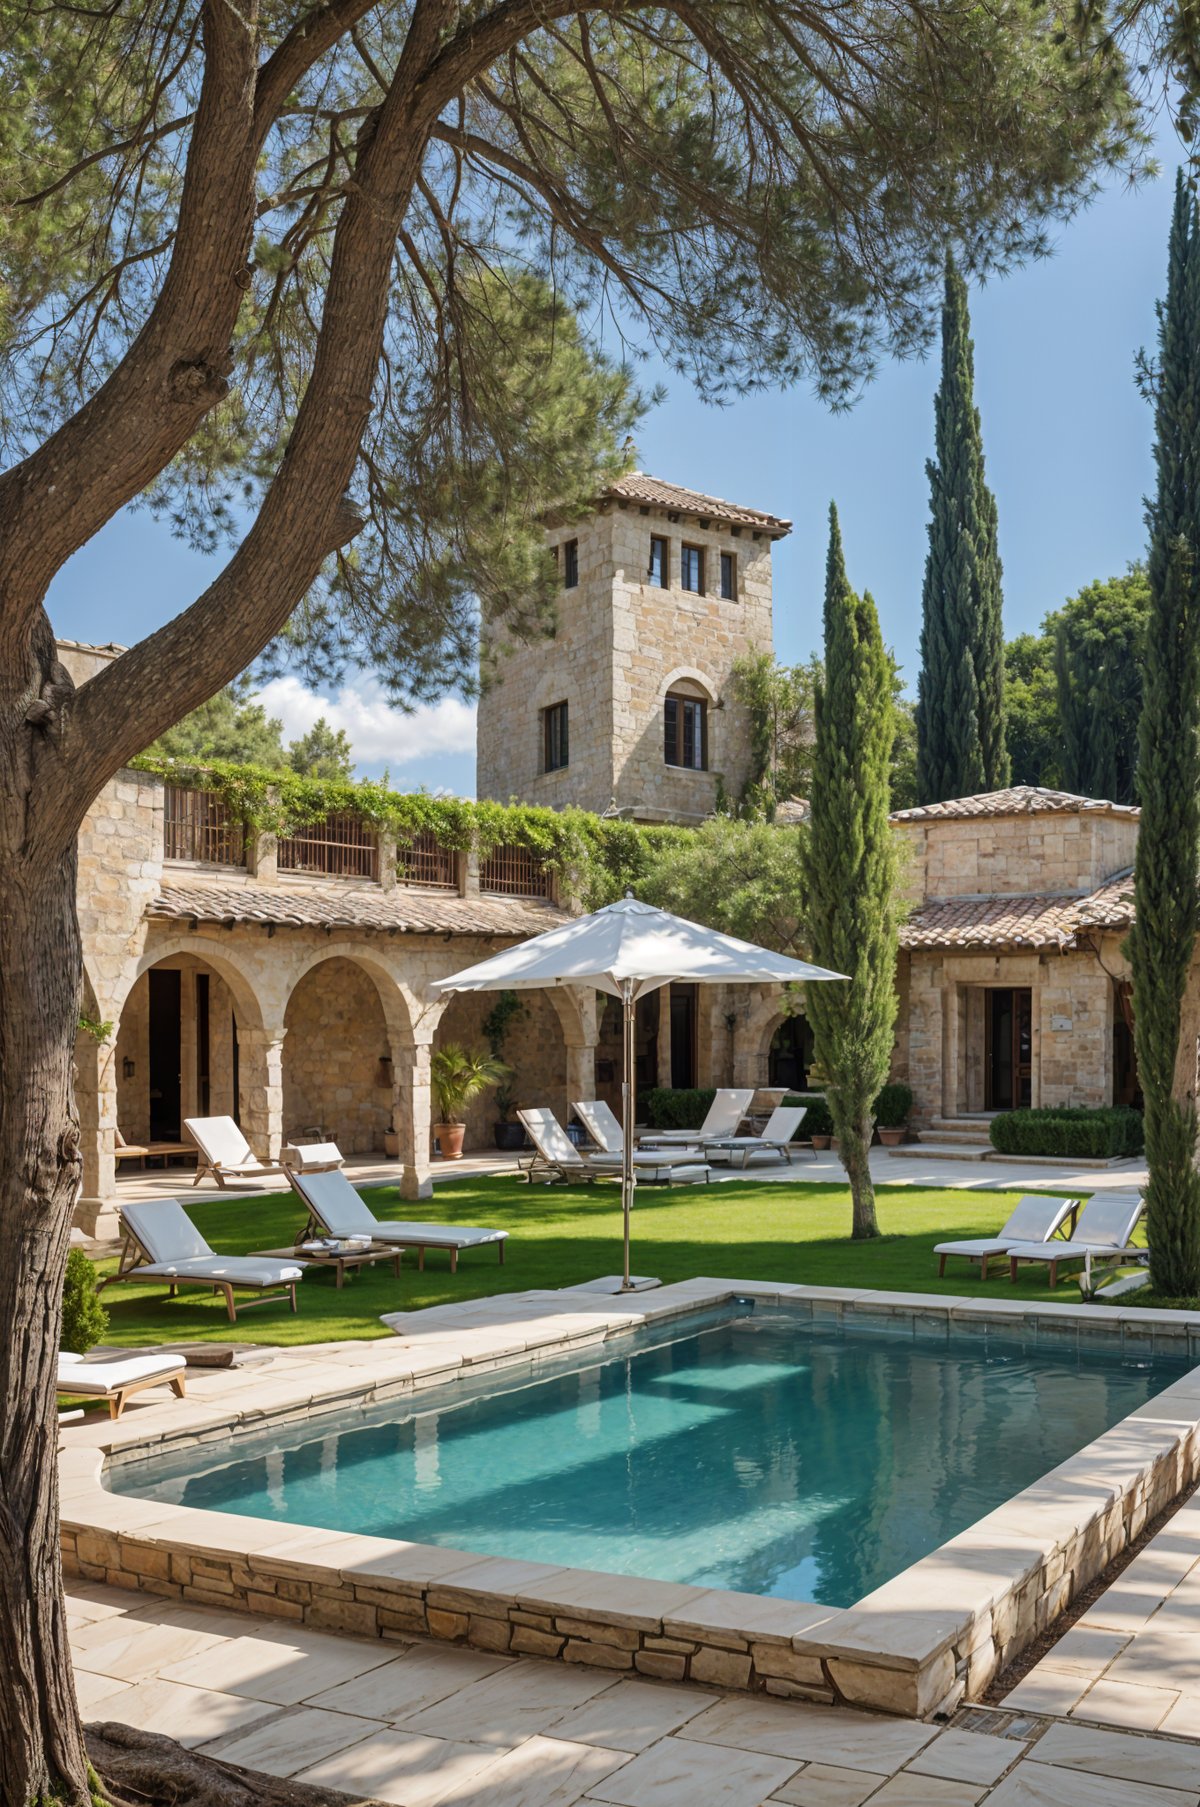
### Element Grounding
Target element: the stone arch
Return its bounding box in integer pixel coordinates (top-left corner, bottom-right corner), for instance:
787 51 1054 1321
745 992 814 1092
115 941 268 1148
433 985 578 1151
281 952 403 1154
280 941 422 1046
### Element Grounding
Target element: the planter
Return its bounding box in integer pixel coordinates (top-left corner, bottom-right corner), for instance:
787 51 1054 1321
877 1127 907 1147
435 1123 466 1160
493 1121 527 1151
810 1135 831 1151
383 1132 399 1158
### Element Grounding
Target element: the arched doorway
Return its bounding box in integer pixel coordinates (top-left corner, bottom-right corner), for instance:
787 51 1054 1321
114 954 244 1147
768 1014 814 1092
434 989 568 1150
282 957 394 1154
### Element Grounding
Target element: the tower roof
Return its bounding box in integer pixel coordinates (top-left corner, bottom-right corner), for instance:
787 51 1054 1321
603 472 791 537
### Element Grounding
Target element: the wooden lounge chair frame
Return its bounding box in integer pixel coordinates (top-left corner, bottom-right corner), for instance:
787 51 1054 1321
99 1218 300 1323
57 1364 187 1420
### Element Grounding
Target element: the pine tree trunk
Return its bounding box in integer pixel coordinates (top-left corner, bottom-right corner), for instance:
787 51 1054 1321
0 631 91 1807
841 1116 880 1241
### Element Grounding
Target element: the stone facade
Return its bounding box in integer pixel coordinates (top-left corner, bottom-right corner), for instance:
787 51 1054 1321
476 475 788 821
66 639 601 1236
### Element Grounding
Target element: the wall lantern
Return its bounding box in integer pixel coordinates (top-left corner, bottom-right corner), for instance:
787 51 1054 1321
122 1058 136 1079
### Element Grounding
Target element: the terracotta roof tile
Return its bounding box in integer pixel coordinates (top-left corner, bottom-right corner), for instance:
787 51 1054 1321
891 786 1139 823
603 473 791 535
900 871 1135 952
146 880 567 938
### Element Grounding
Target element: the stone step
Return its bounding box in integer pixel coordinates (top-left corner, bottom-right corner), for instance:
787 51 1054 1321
915 1128 993 1146
886 1143 990 1162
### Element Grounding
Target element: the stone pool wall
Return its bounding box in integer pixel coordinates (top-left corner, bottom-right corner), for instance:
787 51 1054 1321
58 1282 1200 1720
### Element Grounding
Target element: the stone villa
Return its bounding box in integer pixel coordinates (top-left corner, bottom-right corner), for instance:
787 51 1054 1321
67 474 1151 1233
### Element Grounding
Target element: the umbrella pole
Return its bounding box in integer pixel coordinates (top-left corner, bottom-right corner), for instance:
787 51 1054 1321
621 979 635 1290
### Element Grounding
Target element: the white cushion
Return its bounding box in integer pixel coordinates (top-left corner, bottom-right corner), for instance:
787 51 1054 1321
57 1352 184 1395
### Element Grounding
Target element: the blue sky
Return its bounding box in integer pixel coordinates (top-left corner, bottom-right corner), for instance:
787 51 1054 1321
47 153 1175 798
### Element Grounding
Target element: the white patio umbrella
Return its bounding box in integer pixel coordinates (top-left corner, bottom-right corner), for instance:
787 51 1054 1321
434 894 846 1289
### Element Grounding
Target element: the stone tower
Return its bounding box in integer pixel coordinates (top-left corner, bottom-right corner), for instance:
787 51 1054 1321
476 473 790 821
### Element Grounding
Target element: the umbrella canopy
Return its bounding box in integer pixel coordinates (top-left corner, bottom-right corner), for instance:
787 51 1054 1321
435 893 844 1000
435 895 847 1288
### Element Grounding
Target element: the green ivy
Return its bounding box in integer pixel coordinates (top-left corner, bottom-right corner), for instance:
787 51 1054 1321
129 754 688 907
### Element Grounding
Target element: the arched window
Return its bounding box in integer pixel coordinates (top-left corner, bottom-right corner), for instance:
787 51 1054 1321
664 678 710 770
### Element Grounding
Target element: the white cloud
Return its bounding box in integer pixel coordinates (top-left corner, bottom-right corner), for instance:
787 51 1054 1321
255 674 477 775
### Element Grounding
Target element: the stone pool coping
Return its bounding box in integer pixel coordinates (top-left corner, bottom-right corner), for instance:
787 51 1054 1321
58 1279 1200 1720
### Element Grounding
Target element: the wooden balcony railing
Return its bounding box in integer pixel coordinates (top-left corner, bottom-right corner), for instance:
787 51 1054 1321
479 843 551 898
278 814 378 879
163 786 245 866
398 830 457 890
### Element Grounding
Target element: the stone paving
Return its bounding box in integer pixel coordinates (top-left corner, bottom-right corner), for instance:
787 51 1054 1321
1005 1487 1200 1738
71 1579 1200 1805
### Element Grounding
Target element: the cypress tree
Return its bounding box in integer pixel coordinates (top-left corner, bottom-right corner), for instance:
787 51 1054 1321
802 504 898 1241
1129 174 1200 1300
916 255 1009 803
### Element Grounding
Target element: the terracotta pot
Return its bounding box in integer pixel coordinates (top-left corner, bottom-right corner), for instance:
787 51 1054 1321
810 1135 831 1150
383 1131 399 1158
435 1123 466 1159
877 1127 907 1146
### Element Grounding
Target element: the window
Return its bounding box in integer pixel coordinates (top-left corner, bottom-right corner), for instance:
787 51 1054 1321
680 543 704 593
563 538 579 588
664 692 708 769
543 700 569 772
720 551 736 600
648 535 668 587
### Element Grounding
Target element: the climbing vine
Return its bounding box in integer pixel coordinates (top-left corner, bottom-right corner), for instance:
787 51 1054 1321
130 754 690 906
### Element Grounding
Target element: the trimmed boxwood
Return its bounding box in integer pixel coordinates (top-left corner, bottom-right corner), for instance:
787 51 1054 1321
988 1107 1144 1160
644 1087 717 1130
786 1093 833 1138
873 1082 914 1129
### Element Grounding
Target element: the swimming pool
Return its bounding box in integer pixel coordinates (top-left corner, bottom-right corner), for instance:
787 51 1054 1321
110 1302 1189 1607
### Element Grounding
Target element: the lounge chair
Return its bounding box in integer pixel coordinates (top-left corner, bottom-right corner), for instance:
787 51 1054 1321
57 1350 187 1420
184 1116 291 1189
700 1104 811 1168
638 1088 755 1149
934 1194 1080 1282
1007 1191 1146 1288
572 1098 717 1164
98 1199 304 1322
287 1164 507 1272
519 1106 710 1186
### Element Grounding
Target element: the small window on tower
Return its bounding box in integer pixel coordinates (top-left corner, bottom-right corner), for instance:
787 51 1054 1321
648 536 669 587
542 700 569 773
680 544 704 593
720 551 736 600
563 539 579 589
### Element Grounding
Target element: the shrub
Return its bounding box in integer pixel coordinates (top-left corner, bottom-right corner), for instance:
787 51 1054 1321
61 1249 108 1354
786 1092 833 1138
644 1087 716 1130
873 1082 914 1128
988 1107 1144 1160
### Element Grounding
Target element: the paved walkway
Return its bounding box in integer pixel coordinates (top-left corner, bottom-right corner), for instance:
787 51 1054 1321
1006 1488 1200 1739
106 1146 1149 1212
70 1580 1200 1805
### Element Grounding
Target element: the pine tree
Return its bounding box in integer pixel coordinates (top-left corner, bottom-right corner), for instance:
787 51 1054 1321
802 505 898 1240
916 255 1009 803
1129 174 1200 1300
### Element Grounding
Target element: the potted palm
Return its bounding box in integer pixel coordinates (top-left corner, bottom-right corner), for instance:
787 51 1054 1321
430 1044 511 1159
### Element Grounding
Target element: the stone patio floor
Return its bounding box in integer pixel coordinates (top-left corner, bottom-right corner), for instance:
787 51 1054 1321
71 1578 1200 1806
1004 1485 1200 1739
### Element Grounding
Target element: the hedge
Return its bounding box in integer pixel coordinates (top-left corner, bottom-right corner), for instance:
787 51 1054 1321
988 1108 1144 1160
643 1087 717 1130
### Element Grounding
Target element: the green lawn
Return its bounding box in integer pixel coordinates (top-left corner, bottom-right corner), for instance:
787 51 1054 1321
93 1176 1098 1348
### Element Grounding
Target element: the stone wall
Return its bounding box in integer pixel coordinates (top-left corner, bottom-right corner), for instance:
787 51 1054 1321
476 500 777 820
896 809 1138 904
282 957 392 1154
434 989 569 1150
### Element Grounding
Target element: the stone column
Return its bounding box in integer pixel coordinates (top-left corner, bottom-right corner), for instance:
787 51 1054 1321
74 1033 119 1240
394 1040 434 1201
565 1039 597 1114
237 1025 286 1158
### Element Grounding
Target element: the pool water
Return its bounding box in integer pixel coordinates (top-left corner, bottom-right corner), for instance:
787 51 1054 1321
112 1308 1188 1607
